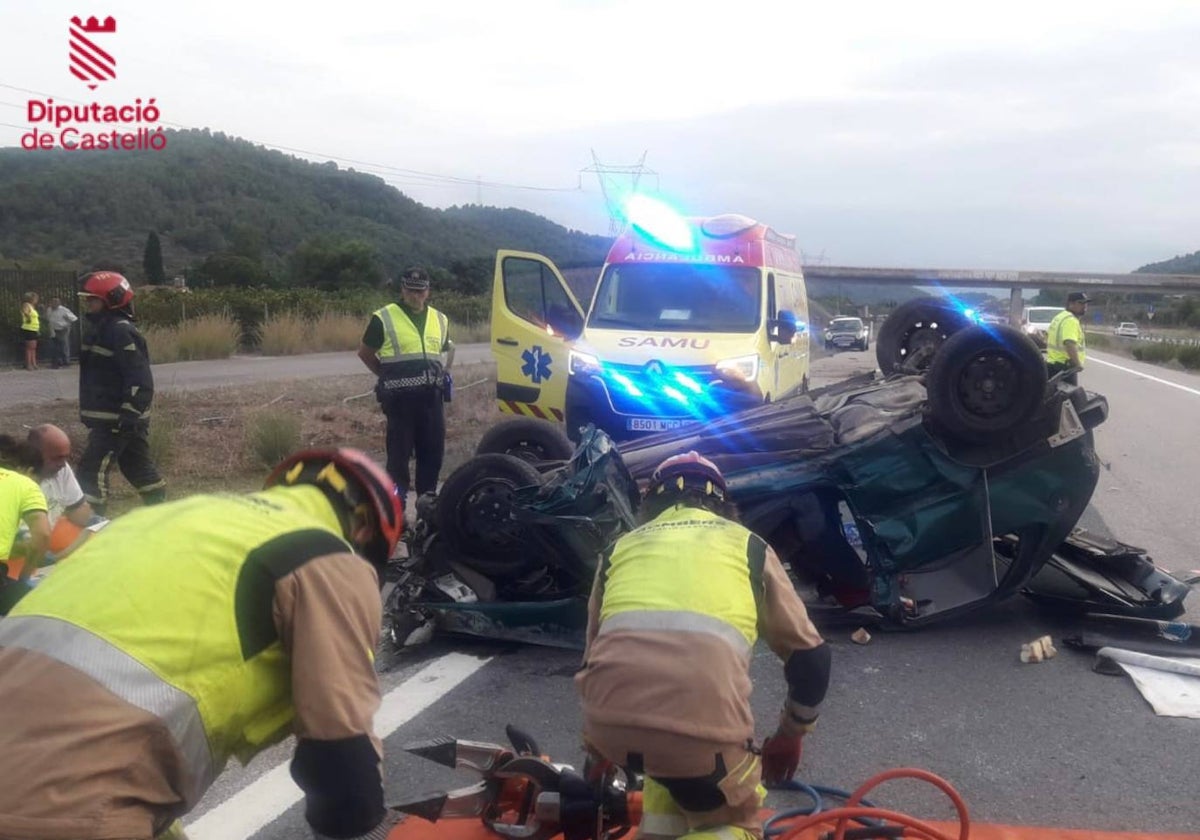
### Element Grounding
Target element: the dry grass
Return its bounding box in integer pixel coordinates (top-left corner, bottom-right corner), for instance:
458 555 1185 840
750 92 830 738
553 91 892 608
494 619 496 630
259 312 365 355
246 408 302 468
256 313 484 356
0 361 502 516
144 314 241 363
455 320 490 344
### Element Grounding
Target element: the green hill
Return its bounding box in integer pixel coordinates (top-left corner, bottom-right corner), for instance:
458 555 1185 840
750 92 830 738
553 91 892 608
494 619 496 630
1137 251 1200 274
0 129 609 289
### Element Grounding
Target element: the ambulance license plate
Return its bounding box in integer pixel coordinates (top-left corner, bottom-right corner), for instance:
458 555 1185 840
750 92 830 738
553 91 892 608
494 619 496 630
627 417 687 432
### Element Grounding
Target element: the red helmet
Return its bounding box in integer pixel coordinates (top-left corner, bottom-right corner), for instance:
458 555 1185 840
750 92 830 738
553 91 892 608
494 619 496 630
79 271 134 310
265 448 404 567
648 450 727 502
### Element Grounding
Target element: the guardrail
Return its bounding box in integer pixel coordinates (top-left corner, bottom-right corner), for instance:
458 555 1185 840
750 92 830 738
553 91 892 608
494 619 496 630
1086 329 1200 347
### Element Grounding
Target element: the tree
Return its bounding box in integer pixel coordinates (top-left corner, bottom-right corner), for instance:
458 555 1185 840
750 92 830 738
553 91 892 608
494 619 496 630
193 253 276 288
142 231 167 285
289 236 384 291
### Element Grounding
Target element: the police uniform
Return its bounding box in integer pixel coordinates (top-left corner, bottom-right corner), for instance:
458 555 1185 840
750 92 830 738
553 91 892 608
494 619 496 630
1046 307 1087 384
576 504 831 840
361 300 451 496
0 484 387 840
77 306 165 513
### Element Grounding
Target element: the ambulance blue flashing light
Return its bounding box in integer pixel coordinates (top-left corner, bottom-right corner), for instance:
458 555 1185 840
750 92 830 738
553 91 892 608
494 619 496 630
624 194 695 253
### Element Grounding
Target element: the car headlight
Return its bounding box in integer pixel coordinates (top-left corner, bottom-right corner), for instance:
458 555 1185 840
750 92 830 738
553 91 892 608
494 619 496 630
715 354 759 382
824 331 832 340
569 349 602 377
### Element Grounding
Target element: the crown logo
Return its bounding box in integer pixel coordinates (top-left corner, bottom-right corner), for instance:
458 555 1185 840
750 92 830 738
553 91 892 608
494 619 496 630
70 15 117 33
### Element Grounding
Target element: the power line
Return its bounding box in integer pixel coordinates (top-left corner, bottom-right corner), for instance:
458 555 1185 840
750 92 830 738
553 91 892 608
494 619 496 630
581 150 658 235
0 82 583 195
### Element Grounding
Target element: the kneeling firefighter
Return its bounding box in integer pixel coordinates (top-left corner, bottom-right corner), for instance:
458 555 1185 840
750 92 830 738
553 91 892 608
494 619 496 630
576 451 832 840
0 448 405 840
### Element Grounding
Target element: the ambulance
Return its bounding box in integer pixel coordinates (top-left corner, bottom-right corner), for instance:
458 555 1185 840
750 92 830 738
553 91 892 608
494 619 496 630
490 208 811 441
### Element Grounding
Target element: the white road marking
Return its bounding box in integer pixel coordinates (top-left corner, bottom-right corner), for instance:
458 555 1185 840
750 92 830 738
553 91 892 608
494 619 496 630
186 652 492 840
1089 354 1200 398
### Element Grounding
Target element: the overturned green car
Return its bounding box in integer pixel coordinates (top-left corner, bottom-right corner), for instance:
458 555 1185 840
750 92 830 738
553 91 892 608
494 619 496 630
384 320 1190 648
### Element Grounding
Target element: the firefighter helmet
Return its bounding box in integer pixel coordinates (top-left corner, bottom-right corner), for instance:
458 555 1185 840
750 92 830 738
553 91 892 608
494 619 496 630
265 448 404 567
647 450 727 502
79 271 134 310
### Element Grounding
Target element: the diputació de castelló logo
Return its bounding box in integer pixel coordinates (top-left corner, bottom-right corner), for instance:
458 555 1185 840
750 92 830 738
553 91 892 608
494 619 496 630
21 14 168 151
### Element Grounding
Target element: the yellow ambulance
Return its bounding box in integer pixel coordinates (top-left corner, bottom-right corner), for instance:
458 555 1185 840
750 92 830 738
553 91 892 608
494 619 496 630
491 212 810 441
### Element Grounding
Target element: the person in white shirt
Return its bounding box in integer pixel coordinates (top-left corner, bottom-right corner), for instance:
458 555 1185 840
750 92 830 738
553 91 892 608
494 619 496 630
27 425 100 559
46 298 79 369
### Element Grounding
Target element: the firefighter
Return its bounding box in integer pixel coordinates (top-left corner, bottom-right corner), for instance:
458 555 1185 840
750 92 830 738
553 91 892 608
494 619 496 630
576 451 832 840
76 270 166 514
356 266 454 499
0 448 405 840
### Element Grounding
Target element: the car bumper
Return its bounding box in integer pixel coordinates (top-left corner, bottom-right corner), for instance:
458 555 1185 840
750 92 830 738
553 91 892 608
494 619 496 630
566 374 762 441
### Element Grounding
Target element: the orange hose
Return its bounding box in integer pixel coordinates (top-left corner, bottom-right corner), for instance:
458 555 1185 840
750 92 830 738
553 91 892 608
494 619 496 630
772 767 970 840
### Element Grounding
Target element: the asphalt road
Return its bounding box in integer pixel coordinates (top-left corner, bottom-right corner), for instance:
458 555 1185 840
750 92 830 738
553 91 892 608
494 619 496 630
2 345 494 408
11 345 1200 836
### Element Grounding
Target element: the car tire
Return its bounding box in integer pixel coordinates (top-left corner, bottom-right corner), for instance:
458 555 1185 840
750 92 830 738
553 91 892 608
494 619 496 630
925 325 1047 443
876 299 973 375
434 454 543 563
475 418 574 463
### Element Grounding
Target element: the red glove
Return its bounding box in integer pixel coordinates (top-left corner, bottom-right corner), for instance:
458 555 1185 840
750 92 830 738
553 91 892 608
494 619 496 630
760 733 803 785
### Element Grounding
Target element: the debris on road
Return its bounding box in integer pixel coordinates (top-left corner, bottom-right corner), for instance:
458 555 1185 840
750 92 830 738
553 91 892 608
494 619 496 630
1020 635 1058 663
851 627 872 645
1094 647 1200 718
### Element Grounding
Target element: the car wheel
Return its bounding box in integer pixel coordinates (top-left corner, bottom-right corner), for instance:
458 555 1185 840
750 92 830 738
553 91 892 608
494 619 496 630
475 417 574 463
434 454 543 561
925 325 1047 443
876 299 973 375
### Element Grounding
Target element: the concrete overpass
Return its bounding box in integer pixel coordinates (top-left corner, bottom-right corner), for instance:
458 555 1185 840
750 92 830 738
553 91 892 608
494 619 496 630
803 265 1200 322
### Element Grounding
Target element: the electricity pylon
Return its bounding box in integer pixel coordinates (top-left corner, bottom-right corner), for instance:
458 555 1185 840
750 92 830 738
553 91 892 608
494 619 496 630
581 150 659 235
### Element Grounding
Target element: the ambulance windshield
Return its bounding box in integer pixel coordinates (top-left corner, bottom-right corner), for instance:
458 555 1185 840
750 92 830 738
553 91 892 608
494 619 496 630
588 263 761 333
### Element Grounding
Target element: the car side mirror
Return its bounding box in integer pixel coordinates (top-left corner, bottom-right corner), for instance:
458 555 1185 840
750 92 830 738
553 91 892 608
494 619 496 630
770 310 799 344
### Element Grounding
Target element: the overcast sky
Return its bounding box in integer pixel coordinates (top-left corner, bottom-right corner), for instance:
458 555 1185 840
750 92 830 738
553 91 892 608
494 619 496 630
3 0 1199 272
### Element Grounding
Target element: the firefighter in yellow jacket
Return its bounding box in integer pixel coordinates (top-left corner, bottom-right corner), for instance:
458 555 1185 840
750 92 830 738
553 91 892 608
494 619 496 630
576 452 831 840
0 448 405 840
357 266 454 499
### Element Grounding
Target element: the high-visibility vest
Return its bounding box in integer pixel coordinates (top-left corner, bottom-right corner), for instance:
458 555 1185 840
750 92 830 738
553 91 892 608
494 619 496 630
373 303 448 391
1046 310 1086 366
0 484 352 807
598 504 765 655
21 304 39 333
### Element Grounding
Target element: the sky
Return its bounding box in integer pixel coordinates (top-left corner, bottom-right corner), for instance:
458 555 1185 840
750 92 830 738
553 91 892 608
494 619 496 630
2 0 1199 272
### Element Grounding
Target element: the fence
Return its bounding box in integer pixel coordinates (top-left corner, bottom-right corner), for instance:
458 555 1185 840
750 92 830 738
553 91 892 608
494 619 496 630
1 270 82 366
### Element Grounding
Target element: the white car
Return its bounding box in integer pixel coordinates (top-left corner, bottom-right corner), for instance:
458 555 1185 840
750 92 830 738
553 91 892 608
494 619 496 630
824 317 870 351
1114 322 1139 338
1022 306 1061 348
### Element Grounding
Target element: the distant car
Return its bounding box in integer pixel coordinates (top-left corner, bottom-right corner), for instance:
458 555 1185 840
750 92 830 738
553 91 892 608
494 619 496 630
1021 306 1061 348
824 317 870 351
1114 322 1140 338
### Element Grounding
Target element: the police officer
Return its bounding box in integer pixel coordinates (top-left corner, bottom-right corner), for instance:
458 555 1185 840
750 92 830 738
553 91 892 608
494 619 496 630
0 448 405 840
357 266 454 499
576 452 831 840
76 271 166 514
1046 291 1090 384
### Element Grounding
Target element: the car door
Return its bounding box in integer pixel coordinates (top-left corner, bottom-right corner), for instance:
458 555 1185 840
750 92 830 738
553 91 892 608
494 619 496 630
491 251 586 422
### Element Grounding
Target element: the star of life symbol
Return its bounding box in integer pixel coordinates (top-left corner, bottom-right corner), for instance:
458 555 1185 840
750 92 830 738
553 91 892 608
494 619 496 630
70 15 117 90
521 346 553 384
